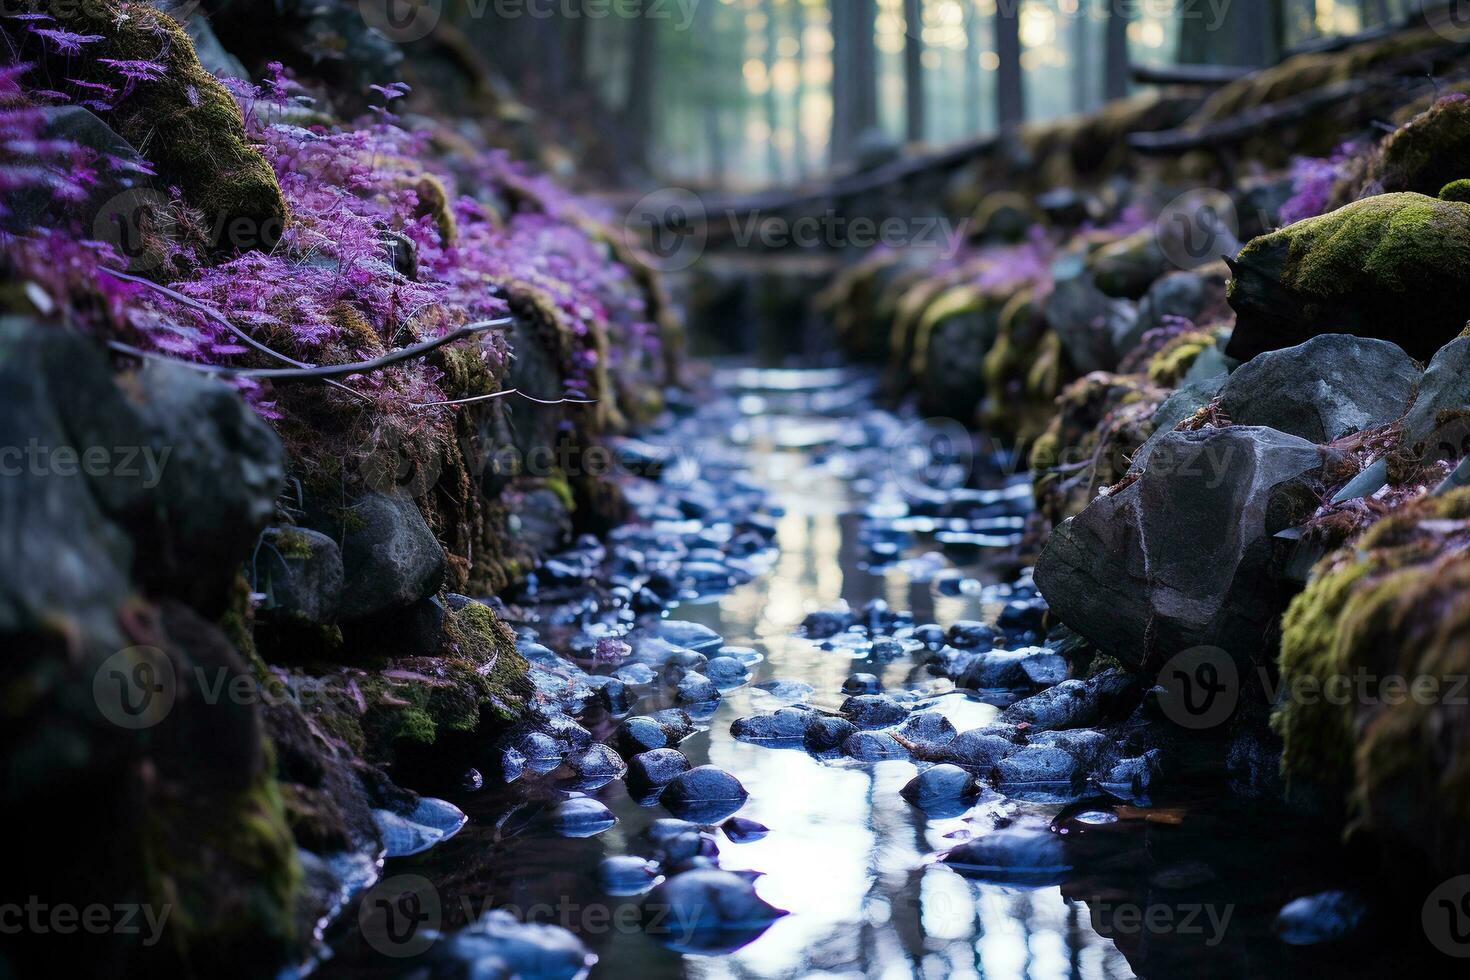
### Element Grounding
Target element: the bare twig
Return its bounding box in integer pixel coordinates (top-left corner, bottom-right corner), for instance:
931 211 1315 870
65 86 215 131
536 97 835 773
410 388 599 409
109 316 509 381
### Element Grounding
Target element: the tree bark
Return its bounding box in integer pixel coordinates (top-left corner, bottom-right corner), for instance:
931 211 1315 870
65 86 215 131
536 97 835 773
965 0 983 132
831 0 879 164
1103 0 1129 100
624 0 659 166
904 0 926 142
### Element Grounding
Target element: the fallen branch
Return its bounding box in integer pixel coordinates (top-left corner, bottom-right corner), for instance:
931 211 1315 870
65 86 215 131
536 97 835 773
108 316 509 381
1131 63 1251 86
409 388 598 408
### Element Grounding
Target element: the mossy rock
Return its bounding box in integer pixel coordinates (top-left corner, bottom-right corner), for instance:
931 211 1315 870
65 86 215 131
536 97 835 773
1366 95 1470 199
1225 192 1470 363
911 285 1001 421
52 1 287 255
1276 489 1470 876
1086 228 1170 300
1147 328 1221 386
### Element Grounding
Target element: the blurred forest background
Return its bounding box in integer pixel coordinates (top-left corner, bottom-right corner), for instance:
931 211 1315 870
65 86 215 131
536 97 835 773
462 0 1417 188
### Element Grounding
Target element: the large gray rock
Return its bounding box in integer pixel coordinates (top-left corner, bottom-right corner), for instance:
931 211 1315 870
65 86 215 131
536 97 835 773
329 490 446 621
1400 337 1470 461
1215 334 1420 444
1035 426 1343 668
256 527 344 624
1044 250 1140 374
1129 372 1228 473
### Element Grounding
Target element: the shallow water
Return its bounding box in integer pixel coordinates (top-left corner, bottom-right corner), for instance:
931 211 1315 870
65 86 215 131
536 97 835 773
324 365 1420 980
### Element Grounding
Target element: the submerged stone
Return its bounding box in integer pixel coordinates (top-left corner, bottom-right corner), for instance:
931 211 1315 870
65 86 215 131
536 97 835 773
628 748 693 787
641 870 786 954
661 766 749 823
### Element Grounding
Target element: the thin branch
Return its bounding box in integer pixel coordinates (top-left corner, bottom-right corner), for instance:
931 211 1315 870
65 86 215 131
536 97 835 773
109 316 510 381
410 388 599 409
100 266 313 369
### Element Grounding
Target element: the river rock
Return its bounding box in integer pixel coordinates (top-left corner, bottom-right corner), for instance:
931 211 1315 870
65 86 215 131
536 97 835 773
329 490 447 621
722 817 770 843
1273 890 1368 945
803 714 859 752
549 796 617 838
655 620 724 651
599 856 663 896
901 764 980 813
432 909 597 980
1035 426 1344 668
895 711 958 752
565 743 627 784
1215 334 1420 443
842 730 911 760
732 706 817 742
942 728 1019 770
628 748 692 787
373 797 467 857
840 694 911 729
641 870 786 952
999 670 1137 731
1399 336 1470 459
661 766 749 823
676 671 720 704
943 827 1072 885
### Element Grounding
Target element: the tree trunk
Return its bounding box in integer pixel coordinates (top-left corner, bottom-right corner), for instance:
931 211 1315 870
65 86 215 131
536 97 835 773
624 0 658 167
831 0 879 164
1180 0 1283 66
1103 0 1129 100
1071 0 1092 112
965 0 983 132
904 0 926 142
765 0 783 181
995 0 1024 126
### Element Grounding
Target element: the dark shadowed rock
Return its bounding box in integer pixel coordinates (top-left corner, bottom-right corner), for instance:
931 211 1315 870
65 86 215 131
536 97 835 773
641 870 786 953
943 827 1072 885
329 490 446 621
676 671 720 704
599 856 663 896
803 714 859 752
942 728 1019 770
732 706 817 743
895 711 958 752
1035 427 1343 668
840 694 911 729
1400 337 1470 459
256 527 344 625
841 673 882 695
549 796 617 838
661 766 749 823
901 764 979 814
565 743 627 784
1215 335 1420 444
431 909 597 979
842 730 911 760
1273 890 1368 946
722 817 770 843
628 748 692 787
1000 670 1137 731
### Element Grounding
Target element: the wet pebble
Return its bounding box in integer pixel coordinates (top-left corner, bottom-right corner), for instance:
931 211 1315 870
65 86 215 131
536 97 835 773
912 623 947 647
841 672 882 695
753 678 815 703
942 728 1018 771
1274 890 1368 946
731 706 817 742
840 694 911 729
901 764 979 813
373 797 467 858
801 608 852 638
656 620 724 651
803 714 858 752
599 856 663 896
598 679 636 713
549 796 617 838
947 621 997 650
565 743 627 785
943 827 1072 886
704 656 749 687
641 870 786 953
661 765 749 823
677 671 721 703
612 662 658 686
722 817 770 843
610 715 687 756
842 730 910 760
895 710 958 751
628 748 692 787
432 909 596 980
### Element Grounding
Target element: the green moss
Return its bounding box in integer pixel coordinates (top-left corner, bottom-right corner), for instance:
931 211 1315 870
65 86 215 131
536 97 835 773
144 751 301 975
1371 96 1470 198
1147 329 1218 385
413 174 458 245
1440 179 1470 203
1227 192 1470 361
53 1 287 256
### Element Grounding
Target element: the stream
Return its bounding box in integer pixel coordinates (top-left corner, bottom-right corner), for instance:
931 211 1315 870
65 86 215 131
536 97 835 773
322 364 1409 980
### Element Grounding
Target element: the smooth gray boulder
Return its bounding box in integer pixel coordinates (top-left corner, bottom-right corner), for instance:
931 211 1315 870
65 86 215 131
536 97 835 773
329 490 446 621
256 527 344 624
1400 336 1470 461
1036 426 1343 668
1215 334 1420 444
